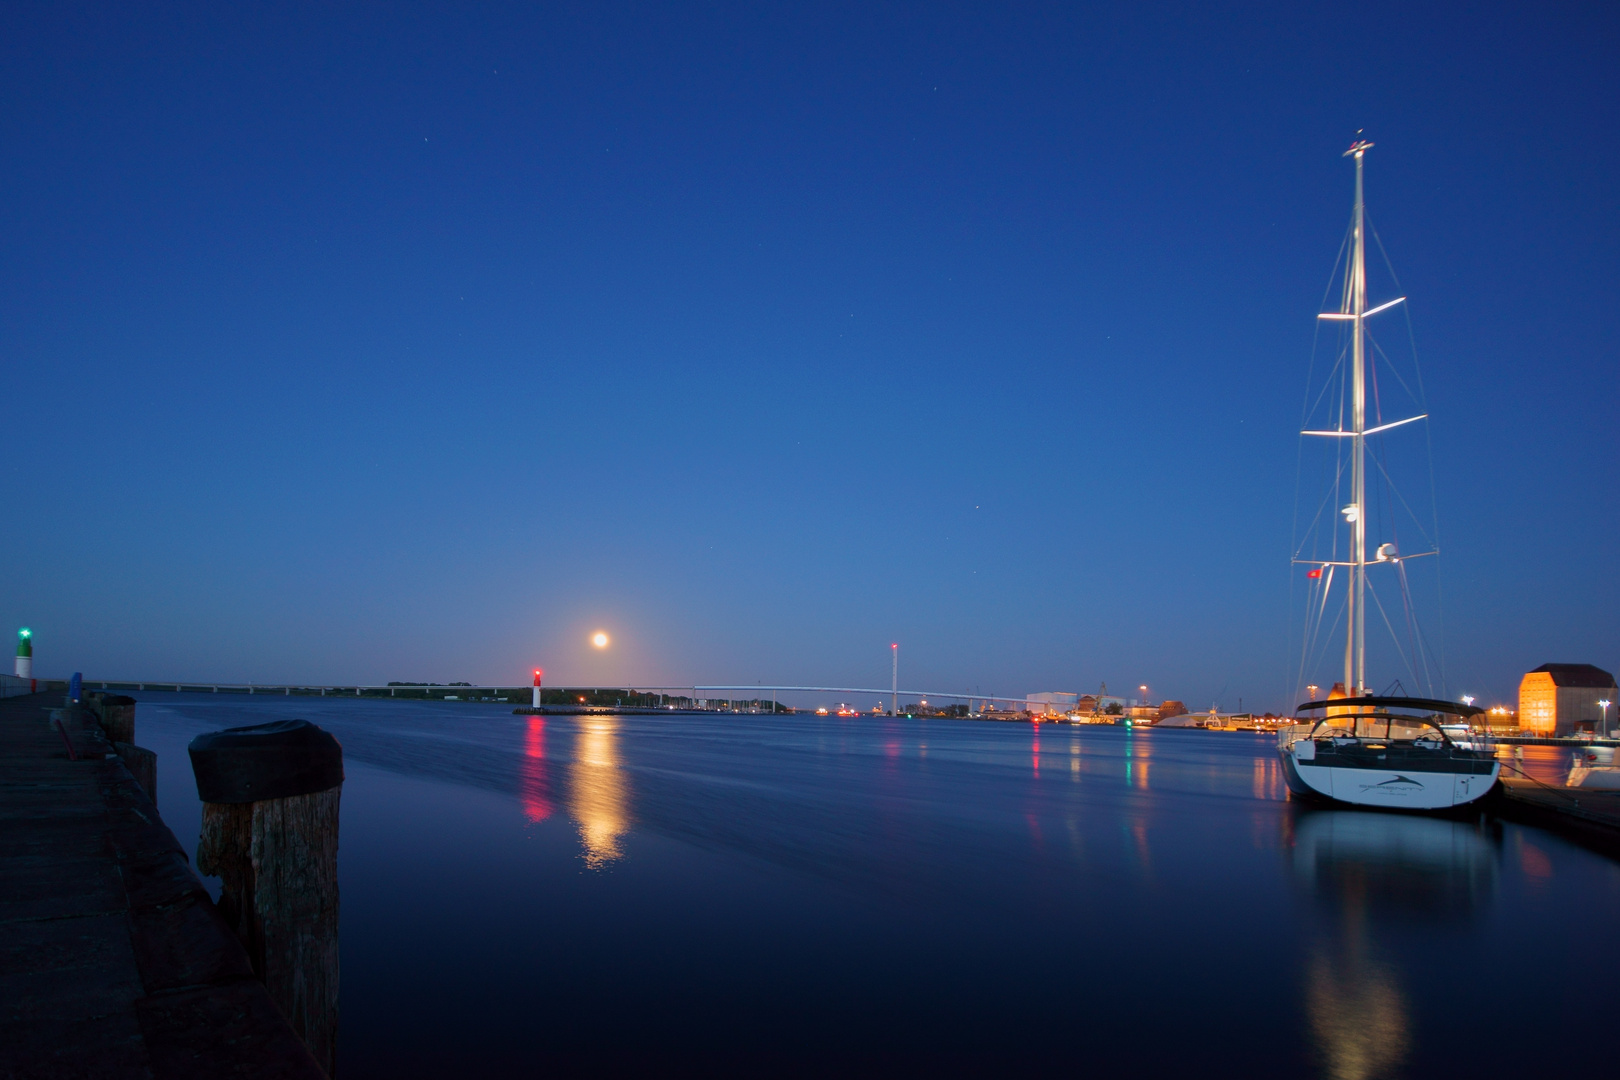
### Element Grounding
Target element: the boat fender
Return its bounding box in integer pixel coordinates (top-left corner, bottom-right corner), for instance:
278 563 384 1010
1294 739 1316 761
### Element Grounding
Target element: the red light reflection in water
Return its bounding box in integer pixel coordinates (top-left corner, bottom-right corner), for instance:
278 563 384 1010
1519 839 1553 880
520 716 552 823
1025 812 1045 852
1031 723 1040 777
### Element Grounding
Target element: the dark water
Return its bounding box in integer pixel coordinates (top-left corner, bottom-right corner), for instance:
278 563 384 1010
133 695 1618 1078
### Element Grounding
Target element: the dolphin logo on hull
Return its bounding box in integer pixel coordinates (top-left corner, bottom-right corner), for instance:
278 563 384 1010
1360 774 1423 792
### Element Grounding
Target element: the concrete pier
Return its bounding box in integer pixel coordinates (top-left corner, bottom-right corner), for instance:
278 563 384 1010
1494 776 1620 858
0 692 326 1078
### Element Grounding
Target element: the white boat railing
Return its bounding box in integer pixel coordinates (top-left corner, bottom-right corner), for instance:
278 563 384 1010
1280 715 1499 753
1278 722 1313 750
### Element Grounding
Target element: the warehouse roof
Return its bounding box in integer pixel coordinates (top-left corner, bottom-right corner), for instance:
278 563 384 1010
1530 663 1617 688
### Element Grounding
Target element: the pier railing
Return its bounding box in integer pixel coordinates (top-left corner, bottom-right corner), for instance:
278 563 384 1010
81 680 536 698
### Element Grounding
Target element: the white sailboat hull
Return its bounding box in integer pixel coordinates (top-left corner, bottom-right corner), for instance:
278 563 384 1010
1280 746 1498 810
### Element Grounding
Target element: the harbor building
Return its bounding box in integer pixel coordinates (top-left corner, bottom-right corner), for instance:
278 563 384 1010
1026 692 1078 716
1518 664 1617 736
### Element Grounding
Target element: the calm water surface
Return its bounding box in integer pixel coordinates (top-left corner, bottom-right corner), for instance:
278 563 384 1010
132 695 1619 1078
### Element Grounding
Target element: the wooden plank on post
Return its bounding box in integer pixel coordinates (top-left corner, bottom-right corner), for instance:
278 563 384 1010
114 742 157 798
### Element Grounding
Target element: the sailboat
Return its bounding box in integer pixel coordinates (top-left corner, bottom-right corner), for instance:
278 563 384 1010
1276 139 1500 811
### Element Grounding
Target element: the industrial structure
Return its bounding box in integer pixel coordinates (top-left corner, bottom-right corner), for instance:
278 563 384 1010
1025 692 1078 716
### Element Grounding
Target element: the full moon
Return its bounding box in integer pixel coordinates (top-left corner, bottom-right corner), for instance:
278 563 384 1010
592 632 609 648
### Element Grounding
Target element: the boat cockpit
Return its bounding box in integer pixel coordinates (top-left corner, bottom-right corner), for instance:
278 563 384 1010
1282 696 1492 765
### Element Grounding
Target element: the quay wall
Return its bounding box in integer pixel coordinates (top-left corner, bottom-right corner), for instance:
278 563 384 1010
0 692 327 1078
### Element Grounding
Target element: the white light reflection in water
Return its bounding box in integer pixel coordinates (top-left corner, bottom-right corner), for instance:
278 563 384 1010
1306 946 1409 1080
1292 809 1497 1080
1124 728 1151 789
1252 755 1286 801
568 717 630 869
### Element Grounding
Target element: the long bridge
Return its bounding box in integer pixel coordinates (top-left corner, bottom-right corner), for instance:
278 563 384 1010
65 679 1028 711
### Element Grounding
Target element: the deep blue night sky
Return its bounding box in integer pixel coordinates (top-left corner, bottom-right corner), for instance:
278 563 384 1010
3 2 1615 710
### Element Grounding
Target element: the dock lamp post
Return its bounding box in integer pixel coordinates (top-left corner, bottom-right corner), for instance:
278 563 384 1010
1600 699 1612 739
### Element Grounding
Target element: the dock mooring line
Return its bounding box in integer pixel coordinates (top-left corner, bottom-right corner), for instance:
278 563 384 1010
52 717 77 761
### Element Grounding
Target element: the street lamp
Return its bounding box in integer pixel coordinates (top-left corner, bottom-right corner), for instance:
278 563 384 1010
1461 695 1474 707
1600 699 1612 739
1139 684 1148 708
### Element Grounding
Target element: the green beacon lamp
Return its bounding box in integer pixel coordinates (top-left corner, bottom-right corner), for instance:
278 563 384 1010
15 628 32 679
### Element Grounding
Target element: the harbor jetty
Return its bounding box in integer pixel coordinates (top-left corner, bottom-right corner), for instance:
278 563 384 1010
1492 774 1620 858
0 690 326 1078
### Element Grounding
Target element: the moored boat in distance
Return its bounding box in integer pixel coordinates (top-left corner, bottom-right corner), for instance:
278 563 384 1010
1567 745 1620 789
1278 696 1499 810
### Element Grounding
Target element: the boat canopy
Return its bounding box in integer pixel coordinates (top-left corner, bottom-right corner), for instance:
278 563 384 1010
1295 695 1483 718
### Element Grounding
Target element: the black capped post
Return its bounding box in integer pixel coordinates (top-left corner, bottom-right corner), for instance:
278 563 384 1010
189 720 343 1076
84 691 156 797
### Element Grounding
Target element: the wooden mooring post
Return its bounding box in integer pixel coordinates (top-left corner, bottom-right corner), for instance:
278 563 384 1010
189 719 344 1076
83 691 157 797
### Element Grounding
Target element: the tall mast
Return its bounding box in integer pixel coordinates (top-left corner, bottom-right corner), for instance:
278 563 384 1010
1344 138 1372 696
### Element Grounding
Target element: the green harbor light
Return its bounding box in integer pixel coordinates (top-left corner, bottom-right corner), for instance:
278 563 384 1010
14 627 32 679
